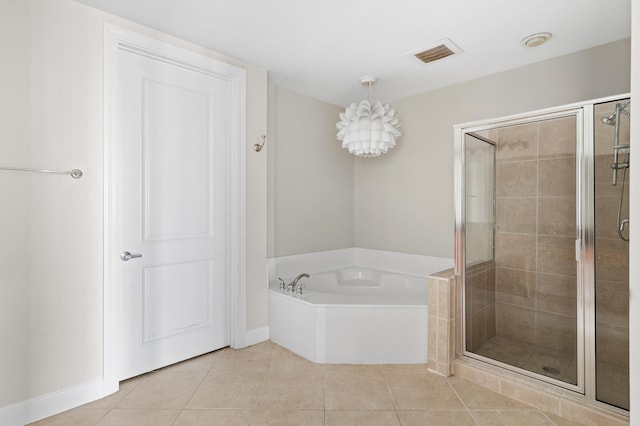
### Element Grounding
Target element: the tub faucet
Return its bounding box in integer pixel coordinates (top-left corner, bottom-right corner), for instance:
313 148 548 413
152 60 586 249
288 273 310 293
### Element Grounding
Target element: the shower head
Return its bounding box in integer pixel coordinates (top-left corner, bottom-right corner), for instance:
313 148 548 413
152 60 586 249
601 100 631 126
601 114 616 125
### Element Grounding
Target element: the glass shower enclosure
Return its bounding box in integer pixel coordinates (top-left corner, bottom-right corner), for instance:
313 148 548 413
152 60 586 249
454 95 630 411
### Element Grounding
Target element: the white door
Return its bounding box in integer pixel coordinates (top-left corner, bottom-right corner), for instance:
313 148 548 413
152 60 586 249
115 42 230 380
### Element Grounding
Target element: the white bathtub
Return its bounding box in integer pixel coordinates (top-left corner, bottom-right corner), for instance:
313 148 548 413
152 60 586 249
268 267 428 364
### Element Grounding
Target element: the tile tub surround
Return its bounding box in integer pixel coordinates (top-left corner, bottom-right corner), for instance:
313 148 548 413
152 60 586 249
428 268 629 425
427 269 456 376
30 341 592 426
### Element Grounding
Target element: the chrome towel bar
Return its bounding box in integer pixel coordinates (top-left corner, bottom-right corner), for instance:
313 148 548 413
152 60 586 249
0 166 83 179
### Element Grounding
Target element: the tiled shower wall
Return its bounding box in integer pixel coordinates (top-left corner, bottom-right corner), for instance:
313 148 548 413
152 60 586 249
492 117 577 355
464 261 496 352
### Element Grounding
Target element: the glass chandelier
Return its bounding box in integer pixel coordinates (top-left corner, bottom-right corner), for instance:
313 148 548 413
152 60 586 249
336 76 401 158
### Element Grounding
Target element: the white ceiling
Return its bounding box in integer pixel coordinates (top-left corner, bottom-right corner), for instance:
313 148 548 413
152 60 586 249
75 0 631 106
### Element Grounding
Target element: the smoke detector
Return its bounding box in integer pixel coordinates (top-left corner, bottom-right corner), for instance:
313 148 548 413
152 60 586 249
521 32 552 47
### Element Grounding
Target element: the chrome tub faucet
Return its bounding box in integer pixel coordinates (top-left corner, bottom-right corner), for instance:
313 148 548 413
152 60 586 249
288 273 310 294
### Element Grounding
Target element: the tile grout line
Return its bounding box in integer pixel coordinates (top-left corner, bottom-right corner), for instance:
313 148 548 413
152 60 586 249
177 374 209 424
539 410 562 426
444 377 481 426
94 409 110 426
113 372 150 410
323 362 326 425
247 345 275 425
172 352 220 425
380 365 403 425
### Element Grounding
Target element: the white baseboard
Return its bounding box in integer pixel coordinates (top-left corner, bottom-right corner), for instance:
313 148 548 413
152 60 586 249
1 328 271 426
245 326 269 347
0 379 108 426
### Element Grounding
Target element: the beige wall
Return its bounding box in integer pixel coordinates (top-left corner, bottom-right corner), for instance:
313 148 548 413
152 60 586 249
245 68 268 332
0 0 267 408
269 40 630 260
0 0 30 405
355 38 631 259
268 86 354 257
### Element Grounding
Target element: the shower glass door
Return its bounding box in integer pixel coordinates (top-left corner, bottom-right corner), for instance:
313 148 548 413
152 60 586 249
457 96 631 410
594 99 630 410
459 112 580 390
462 132 496 355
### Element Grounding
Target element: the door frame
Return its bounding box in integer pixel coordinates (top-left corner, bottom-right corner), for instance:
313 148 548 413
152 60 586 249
102 25 247 394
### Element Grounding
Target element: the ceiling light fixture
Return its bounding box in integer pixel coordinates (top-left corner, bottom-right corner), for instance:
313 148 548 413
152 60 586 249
336 76 401 158
521 32 552 47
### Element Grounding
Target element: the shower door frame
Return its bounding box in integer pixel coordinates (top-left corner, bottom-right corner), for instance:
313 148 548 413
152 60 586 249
452 95 632 398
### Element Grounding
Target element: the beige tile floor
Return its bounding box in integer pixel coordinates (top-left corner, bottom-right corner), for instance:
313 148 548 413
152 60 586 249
30 341 583 426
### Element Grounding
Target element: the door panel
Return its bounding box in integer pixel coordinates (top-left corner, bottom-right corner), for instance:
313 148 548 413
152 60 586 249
116 45 229 380
142 79 215 241
142 261 213 343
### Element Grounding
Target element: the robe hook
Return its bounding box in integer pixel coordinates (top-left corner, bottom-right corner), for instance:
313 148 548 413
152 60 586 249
254 135 267 152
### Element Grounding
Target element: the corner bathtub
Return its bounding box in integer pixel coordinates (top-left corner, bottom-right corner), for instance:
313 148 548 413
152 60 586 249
268 268 428 364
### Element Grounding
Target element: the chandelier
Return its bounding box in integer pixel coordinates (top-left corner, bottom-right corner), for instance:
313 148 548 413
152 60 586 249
336 76 401 158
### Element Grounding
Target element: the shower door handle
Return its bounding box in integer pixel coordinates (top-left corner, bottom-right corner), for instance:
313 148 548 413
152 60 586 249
120 251 143 261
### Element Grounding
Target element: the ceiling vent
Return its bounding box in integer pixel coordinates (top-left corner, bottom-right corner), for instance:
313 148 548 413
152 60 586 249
408 38 463 65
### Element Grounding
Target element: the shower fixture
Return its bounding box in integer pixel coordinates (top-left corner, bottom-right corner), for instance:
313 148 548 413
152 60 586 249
616 167 629 242
602 100 631 241
600 100 630 126
601 114 615 125
603 100 630 185
601 113 616 125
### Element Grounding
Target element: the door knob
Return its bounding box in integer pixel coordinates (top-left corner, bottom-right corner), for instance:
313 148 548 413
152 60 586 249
120 251 142 261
